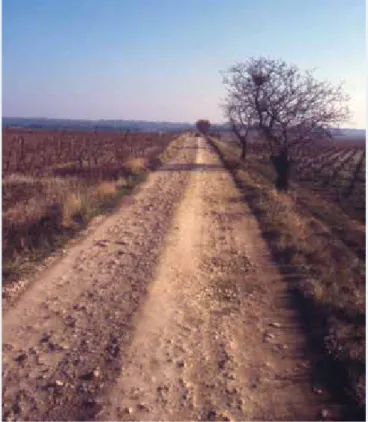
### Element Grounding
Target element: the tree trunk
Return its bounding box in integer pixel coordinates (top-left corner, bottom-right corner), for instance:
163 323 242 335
230 122 248 161
240 141 246 161
270 151 290 191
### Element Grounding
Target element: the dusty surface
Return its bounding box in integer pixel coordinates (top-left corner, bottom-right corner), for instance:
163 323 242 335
3 136 336 420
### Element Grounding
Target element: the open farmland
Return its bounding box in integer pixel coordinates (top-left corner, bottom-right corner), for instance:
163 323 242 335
211 133 365 418
3 0 365 418
220 133 366 224
2 129 175 282
3 128 174 179
291 140 365 224
2 133 365 420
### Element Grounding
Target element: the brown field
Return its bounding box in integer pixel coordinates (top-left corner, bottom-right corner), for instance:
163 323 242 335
2 128 176 282
210 135 365 416
220 133 366 225
2 133 365 420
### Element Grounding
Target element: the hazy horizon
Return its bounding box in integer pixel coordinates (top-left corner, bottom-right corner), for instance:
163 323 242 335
3 0 366 129
3 117 366 134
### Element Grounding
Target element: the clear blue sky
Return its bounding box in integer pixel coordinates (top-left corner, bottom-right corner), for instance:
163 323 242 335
3 0 366 127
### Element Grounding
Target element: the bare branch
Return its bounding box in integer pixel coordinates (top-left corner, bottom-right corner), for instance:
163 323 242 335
222 57 350 155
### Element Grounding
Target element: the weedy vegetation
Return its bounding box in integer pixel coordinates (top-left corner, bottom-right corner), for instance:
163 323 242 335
2 129 181 283
209 135 365 419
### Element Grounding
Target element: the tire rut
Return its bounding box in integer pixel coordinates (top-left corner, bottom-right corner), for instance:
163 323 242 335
99 137 337 421
3 135 342 421
2 136 197 421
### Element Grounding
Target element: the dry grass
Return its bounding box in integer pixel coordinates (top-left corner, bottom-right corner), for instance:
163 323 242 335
61 191 88 228
122 158 149 175
3 133 185 284
209 137 365 419
3 174 127 278
3 175 86 279
2 175 124 281
93 181 117 200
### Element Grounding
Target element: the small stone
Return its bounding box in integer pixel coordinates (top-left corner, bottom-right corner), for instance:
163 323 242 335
127 407 134 414
3 343 14 352
80 370 95 381
78 383 90 394
3 410 15 421
84 397 97 408
137 403 149 412
269 322 281 328
65 315 76 327
40 333 51 343
207 410 218 420
55 380 64 387
14 352 27 362
12 403 21 414
177 360 185 368
263 332 275 342
93 368 100 378
48 342 57 352
320 409 330 420
275 343 288 351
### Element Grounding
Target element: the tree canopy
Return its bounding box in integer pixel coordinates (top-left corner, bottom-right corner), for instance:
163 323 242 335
223 57 350 156
196 120 211 134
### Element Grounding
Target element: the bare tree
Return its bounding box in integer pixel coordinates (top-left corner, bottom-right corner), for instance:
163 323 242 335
223 57 350 190
224 101 254 161
196 119 211 135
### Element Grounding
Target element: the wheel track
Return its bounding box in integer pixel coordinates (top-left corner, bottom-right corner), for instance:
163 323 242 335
2 136 197 421
3 135 343 421
99 137 337 421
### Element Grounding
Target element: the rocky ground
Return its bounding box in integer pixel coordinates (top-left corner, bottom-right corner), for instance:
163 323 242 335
3 135 338 421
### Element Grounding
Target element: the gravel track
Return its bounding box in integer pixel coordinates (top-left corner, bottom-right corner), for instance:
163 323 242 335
3 135 337 421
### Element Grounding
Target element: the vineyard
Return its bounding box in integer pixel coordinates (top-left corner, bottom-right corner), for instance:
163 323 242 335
221 133 366 224
3 129 173 178
291 141 365 222
3 129 175 281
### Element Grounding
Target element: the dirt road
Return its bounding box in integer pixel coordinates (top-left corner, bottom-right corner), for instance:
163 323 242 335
3 136 333 420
